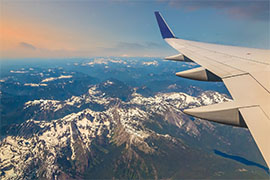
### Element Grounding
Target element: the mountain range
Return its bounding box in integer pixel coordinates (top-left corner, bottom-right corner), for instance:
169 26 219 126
1 79 268 179
0 58 268 179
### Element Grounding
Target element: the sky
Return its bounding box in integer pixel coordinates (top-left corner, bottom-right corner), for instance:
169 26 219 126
0 0 269 59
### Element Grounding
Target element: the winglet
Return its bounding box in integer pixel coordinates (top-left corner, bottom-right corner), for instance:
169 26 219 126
154 11 175 39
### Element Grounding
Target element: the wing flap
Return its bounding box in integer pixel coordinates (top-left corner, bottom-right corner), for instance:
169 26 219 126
239 106 270 168
223 74 270 117
223 74 270 168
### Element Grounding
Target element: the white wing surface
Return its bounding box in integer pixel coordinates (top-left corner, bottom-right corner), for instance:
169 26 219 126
155 11 270 168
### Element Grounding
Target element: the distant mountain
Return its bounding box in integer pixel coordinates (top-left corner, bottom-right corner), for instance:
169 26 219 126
0 80 268 179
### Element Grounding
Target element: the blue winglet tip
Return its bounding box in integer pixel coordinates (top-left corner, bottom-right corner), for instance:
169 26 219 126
154 11 175 39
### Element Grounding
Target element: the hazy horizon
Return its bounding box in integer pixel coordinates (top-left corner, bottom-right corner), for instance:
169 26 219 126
1 0 269 59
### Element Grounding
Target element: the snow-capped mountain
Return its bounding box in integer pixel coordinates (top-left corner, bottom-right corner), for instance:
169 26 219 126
2 80 267 179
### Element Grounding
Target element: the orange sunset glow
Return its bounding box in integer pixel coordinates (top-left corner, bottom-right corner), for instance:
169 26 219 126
1 16 94 58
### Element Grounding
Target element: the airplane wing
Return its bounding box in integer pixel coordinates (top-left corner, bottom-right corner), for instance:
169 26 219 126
154 11 270 168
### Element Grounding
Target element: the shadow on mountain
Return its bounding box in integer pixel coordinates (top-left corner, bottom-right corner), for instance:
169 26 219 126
214 149 269 174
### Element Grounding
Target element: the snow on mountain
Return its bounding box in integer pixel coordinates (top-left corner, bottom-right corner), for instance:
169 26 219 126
41 75 72 83
0 83 231 179
10 70 28 74
142 61 158 66
24 99 62 111
82 58 128 66
24 83 48 87
0 108 114 179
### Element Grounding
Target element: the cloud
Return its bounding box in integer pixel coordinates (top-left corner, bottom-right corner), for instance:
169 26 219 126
161 0 269 21
120 54 130 57
117 42 145 50
145 42 163 48
93 41 170 57
19 42 36 50
116 41 163 50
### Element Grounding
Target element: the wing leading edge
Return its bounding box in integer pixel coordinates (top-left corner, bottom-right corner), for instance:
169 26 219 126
154 11 270 168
